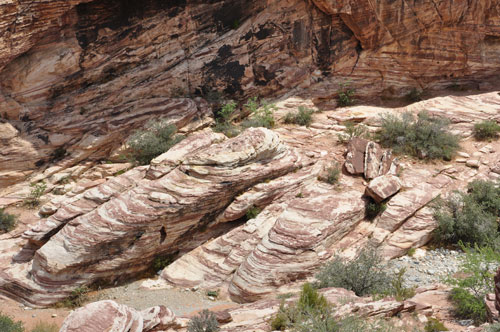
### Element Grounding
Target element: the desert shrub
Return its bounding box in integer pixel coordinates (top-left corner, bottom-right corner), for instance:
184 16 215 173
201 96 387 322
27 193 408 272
24 181 47 208
152 255 175 273
337 121 370 144
337 81 355 107
315 249 392 296
283 106 314 126
271 283 332 331
213 122 240 138
0 209 17 233
365 198 387 220
0 313 24 332
60 286 89 308
447 245 500 324
375 111 460 160
31 322 58 332
407 248 416 257
433 179 500 247
318 162 341 185
473 120 500 141
127 120 185 165
242 98 276 129
424 318 448 332
245 205 261 220
187 309 219 332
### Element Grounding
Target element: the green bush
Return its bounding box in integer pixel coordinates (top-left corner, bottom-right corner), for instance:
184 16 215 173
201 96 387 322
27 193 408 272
0 209 17 233
31 322 58 332
24 181 47 208
245 205 261 220
187 309 220 332
242 98 276 129
0 313 24 332
365 199 387 220
315 249 392 296
473 120 500 141
406 88 423 103
390 267 416 301
337 121 370 144
284 106 314 127
127 120 185 165
447 245 500 324
337 81 355 107
424 317 448 332
433 179 500 247
485 323 500 332
375 111 460 160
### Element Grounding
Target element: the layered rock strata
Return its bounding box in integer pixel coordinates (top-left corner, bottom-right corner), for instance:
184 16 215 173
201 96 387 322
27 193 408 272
1 0 500 187
0 128 302 306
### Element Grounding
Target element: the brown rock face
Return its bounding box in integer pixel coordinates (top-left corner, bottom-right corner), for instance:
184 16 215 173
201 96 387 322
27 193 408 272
1 0 500 186
365 175 402 203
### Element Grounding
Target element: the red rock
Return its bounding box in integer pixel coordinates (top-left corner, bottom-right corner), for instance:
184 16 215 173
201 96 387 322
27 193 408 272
365 175 402 203
344 138 369 175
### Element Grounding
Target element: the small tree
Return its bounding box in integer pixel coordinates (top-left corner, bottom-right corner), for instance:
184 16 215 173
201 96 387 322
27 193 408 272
187 309 220 332
337 81 355 107
242 98 276 129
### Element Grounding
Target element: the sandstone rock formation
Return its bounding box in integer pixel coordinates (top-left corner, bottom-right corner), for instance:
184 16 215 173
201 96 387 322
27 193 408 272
1 0 500 188
59 300 184 332
0 128 304 306
365 175 402 203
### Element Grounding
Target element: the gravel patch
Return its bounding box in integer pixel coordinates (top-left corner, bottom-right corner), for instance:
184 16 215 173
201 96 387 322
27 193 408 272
386 248 466 288
90 279 235 316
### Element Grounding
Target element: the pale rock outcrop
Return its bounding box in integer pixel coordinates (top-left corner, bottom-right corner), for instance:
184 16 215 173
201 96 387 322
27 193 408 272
59 300 183 332
365 175 402 203
345 138 396 180
0 128 301 307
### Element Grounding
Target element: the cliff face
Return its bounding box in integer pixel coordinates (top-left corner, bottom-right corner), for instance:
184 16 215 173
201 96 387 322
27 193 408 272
1 0 500 187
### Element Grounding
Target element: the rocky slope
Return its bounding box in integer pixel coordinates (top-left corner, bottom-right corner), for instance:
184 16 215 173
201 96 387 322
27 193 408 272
1 0 500 187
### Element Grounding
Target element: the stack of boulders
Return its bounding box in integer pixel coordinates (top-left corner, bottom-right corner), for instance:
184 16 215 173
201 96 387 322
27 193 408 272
344 138 401 202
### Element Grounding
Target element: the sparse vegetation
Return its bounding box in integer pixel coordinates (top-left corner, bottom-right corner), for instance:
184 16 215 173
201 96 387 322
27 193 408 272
447 245 500 324
30 322 59 332
24 181 47 208
152 255 175 273
337 121 370 144
0 313 24 332
245 205 261 220
485 323 500 332
0 209 17 233
283 106 314 127
365 199 387 220
315 249 392 297
213 101 240 137
390 267 416 301
127 120 185 165
271 283 399 332
473 120 500 141
319 162 341 185
242 98 276 129
337 81 355 107
187 309 220 332
433 179 500 248
424 317 448 332
407 247 416 257
406 88 423 103
375 111 460 160
59 286 90 308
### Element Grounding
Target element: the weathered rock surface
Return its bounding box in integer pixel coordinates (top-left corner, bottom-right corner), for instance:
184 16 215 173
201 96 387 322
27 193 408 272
345 139 396 179
1 0 500 187
365 174 402 203
0 128 302 306
59 300 184 332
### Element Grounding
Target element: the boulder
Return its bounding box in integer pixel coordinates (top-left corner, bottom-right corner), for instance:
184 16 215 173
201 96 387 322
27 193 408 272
344 138 369 175
364 141 384 180
365 175 402 203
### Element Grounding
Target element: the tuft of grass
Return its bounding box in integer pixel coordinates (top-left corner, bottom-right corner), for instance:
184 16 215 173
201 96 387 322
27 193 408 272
337 121 370 144
473 120 500 141
407 248 416 257
365 198 387 220
337 81 355 107
187 309 220 332
319 162 341 185
241 98 276 129
0 209 17 233
58 286 89 308
283 106 314 127
375 111 460 160
424 317 448 332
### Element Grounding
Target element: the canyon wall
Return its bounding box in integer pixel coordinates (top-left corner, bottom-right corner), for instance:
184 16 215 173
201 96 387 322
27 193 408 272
1 0 499 185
